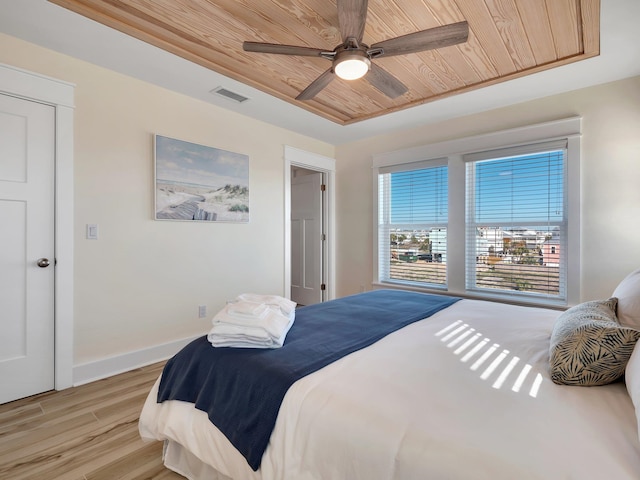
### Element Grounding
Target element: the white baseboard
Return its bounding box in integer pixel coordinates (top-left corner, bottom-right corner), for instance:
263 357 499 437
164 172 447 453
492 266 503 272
72 334 202 386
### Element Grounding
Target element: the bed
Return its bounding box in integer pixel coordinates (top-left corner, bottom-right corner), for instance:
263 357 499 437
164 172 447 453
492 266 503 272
139 281 640 480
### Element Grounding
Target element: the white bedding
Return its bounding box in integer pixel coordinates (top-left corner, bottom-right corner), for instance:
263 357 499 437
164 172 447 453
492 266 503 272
139 298 640 479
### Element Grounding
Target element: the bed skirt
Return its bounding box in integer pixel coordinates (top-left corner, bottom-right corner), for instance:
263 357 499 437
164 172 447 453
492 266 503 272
163 440 232 480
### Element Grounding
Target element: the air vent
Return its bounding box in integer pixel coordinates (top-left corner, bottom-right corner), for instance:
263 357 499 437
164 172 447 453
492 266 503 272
210 87 250 103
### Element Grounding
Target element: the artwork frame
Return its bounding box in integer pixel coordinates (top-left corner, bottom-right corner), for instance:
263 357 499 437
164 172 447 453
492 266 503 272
154 134 250 223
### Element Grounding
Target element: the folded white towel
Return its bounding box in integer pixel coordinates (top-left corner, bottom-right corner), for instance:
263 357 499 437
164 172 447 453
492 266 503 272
226 301 269 319
213 306 292 331
208 309 294 349
236 293 296 316
207 294 296 349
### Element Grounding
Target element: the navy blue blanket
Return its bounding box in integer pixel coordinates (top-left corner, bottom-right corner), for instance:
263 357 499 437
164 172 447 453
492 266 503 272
157 289 460 471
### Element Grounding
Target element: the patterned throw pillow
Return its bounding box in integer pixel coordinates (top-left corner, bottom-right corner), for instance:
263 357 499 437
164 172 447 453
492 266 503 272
549 298 640 386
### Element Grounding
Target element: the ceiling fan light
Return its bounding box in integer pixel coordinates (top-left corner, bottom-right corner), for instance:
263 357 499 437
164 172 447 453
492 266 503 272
334 55 371 80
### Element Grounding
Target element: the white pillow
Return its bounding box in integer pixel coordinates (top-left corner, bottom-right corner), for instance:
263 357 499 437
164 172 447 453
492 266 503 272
613 268 640 329
625 341 640 441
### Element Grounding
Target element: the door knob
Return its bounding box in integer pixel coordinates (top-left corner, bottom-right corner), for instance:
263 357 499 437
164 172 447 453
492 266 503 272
37 258 50 268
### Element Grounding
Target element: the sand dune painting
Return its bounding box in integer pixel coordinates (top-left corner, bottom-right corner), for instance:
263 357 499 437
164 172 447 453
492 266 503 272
154 135 249 222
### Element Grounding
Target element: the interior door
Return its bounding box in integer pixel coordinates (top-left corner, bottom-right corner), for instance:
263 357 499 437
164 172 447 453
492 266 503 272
291 170 323 306
0 93 55 404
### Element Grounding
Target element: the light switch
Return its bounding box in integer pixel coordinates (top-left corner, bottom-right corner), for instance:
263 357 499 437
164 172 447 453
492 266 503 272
86 224 98 240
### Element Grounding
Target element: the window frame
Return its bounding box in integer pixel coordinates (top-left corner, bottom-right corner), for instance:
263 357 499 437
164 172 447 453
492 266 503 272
372 117 581 307
464 141 568 301
377 159 449 290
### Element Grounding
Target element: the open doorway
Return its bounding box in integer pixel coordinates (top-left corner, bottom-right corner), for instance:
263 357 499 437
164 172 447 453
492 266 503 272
291 167 324 306
284 146 335 306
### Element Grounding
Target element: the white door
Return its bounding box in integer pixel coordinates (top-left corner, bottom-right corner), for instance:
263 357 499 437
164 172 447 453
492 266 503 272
0 93 55 404
291 171 323 306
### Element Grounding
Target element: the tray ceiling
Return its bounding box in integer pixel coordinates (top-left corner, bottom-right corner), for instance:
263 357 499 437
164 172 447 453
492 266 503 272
48 0 600 125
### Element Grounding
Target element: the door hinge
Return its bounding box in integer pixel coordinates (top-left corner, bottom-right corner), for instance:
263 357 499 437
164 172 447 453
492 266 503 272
320 184 326 192
321 233 326 241
320 283 326 291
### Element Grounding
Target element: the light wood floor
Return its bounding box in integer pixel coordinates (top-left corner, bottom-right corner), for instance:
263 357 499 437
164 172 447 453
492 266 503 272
0 361 185 480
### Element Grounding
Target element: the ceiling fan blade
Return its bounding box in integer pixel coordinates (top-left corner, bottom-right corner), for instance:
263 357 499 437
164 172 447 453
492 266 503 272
337 0 368 43
370 21 469 57
366 63 408 99
243 42 329 57
296 68 335 100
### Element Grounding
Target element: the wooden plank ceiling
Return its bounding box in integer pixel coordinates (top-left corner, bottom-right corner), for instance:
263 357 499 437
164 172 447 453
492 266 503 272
48 0 599 125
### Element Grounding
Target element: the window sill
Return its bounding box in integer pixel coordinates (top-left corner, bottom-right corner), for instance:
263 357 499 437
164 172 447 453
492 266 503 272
372 281 567 311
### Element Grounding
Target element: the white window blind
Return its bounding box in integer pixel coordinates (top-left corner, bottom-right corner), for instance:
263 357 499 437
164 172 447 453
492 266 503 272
378 161 448 288
465 140 567 300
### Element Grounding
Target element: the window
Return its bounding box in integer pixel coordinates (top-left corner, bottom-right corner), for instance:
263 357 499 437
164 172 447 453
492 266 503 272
373 118 580 306
378 161 448 288
465 141 567 300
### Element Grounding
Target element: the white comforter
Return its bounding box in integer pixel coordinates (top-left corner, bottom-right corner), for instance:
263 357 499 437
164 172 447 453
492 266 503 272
139 299 640 479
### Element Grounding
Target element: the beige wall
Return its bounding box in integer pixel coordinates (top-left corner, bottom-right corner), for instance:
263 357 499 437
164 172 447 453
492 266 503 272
335 75 640 302
0 33 334 366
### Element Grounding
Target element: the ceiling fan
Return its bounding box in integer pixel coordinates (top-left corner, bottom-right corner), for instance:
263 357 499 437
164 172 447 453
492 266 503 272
242 0 469 101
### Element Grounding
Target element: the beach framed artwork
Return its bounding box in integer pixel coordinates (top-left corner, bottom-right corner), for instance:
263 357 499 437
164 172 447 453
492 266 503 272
154 135 249 222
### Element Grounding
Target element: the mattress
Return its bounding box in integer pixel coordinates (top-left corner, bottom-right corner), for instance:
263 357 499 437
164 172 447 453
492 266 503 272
139 298 640 479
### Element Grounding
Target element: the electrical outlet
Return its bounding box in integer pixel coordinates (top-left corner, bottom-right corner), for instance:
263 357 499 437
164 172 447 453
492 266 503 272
198 305 207 318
